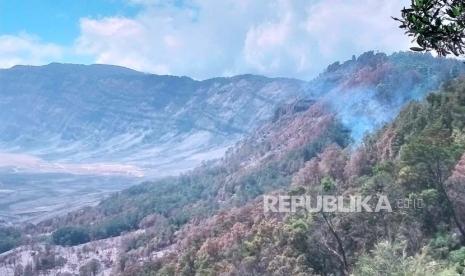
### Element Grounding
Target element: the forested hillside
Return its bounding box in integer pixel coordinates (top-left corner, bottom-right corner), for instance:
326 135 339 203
1 53 465 275
1 52 464 225
68 76 464 276
108 76 465 276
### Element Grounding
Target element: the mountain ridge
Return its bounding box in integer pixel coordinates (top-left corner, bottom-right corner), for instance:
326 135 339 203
0 51 464 224
0 64 308 177
2 52 465 275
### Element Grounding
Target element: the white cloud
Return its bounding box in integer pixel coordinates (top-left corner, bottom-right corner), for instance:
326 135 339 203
0 33 64 68
74 0 411 79
75 17 156 72
243 0 412 78
304 0 411 58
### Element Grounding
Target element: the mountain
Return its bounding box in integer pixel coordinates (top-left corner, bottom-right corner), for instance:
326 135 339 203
0 65 309 224
3 51 461 224
0 64 306 177
1 53 462 177
1 52 464 275
308 51 465 140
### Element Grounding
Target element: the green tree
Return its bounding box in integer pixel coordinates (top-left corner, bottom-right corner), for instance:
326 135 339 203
394 0 465 56
354 241 454 275
0 227 21 253
401 134 465 242
52 226 90 246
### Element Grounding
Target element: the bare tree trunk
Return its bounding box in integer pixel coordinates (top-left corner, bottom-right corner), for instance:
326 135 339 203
321 212 349 275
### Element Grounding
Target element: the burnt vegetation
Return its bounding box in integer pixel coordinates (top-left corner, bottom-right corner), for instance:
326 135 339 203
1 52 465 275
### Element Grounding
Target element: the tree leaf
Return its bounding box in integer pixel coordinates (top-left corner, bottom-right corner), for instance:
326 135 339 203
410 46 426 51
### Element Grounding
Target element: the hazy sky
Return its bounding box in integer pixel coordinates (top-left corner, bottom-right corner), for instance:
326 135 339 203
0 0 411 79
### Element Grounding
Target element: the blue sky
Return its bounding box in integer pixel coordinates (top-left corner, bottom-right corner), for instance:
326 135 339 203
0 1 138 45
0 0 411 80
